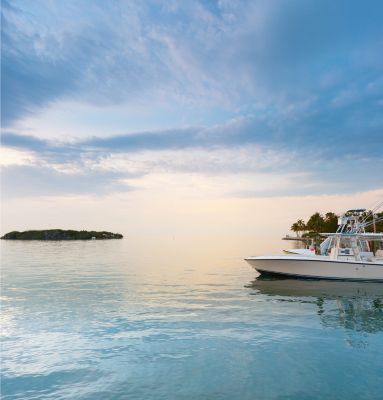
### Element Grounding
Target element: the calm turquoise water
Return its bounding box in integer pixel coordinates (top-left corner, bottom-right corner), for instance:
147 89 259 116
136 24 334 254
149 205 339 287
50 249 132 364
1 237 383 400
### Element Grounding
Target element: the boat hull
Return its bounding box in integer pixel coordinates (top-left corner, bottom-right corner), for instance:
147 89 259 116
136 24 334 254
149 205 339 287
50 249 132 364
245 255 383 281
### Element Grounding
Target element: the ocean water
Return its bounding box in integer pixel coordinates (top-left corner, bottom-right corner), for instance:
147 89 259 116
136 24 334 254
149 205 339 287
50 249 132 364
1 237 383 400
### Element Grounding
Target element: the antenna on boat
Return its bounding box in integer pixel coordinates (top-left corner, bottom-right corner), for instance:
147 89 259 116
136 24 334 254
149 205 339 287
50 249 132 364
359 200 383 227
362 215 383 231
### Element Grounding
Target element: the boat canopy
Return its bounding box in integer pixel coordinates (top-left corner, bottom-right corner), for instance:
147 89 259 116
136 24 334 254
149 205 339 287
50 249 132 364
346 209 366 213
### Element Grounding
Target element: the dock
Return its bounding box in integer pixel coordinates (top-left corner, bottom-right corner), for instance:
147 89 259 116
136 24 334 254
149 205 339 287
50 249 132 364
282 235 309 241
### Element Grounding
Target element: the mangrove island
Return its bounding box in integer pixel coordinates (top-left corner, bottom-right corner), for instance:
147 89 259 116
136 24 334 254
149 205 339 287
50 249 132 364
1 230 123 240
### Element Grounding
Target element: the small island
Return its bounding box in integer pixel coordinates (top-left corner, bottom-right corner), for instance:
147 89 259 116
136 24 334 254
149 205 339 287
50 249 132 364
1 230 123 241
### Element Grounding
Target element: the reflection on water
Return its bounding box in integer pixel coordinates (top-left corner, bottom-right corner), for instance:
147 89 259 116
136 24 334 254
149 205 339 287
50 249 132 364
2 238 383 400
248 277 383 347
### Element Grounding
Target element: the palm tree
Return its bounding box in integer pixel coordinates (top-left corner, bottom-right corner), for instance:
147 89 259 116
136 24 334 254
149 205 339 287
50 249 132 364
306 212 325 233
291 219 307 237
323 212 338 232
291 222 300 237
296 219 306 236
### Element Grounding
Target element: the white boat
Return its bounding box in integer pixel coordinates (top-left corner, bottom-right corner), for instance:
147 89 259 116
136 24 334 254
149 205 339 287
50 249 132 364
245 209 383 281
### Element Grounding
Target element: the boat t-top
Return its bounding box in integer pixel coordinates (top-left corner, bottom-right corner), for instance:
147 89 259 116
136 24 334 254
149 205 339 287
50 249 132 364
245 208 383 281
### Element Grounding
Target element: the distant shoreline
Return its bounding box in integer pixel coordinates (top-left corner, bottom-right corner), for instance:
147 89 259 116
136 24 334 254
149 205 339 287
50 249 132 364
1 230 123 241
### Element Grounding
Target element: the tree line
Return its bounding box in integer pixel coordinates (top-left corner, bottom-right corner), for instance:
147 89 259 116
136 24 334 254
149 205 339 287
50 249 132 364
1 229 124 240
290 211 383 237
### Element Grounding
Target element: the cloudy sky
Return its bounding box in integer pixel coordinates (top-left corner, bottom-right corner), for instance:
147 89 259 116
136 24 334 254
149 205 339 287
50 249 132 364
1 0 383 235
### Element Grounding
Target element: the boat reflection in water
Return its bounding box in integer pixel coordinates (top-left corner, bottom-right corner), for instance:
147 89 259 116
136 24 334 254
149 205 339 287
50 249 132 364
247 276 383 347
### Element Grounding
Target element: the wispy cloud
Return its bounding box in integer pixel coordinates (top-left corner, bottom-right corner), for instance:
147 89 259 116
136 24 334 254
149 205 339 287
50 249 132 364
1 165 133 198
3 0 382 124
1 0 383 199
2 115 382 198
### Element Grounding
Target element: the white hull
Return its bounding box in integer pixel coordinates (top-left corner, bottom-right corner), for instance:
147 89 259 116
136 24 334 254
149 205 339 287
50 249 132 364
245 255 383 281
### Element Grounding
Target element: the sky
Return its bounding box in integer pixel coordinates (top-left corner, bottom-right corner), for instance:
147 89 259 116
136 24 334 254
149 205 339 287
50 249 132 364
1 0 383 236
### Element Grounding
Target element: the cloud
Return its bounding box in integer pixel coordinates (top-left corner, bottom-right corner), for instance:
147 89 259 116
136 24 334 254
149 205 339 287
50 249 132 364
0 0 227 126
1 0 383 198
1 131 50 152
3 88 382 160
1 131 80 165
1 0 85 125
2 117 383 199
3 0 382 126
1 165 132 198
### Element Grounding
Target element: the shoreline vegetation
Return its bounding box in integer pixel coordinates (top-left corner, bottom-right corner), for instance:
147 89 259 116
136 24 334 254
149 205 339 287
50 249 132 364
1 230 123 241
289 210 383 243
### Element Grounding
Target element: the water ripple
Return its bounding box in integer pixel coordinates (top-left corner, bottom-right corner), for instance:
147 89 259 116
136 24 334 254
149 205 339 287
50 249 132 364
2 239 383 399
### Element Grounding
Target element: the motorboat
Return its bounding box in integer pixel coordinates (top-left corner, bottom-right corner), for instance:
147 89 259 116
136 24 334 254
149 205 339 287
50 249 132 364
245 208 383 281
246 234 383 281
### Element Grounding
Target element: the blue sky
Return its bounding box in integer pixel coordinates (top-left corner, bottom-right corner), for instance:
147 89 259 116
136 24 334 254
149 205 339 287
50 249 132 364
1 0 383 231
